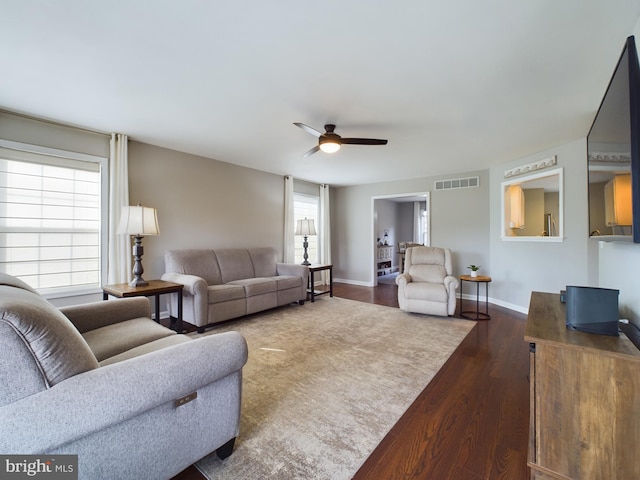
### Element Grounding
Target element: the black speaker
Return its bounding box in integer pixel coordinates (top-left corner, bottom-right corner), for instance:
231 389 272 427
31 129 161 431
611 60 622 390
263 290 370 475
565 286 620 336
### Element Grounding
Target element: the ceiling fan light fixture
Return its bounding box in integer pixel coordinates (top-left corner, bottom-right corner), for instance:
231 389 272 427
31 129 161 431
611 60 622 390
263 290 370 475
295 122 387 157
319 140 341 154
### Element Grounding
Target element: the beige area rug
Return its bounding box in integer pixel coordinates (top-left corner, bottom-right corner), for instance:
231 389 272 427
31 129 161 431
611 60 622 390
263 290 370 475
192 297 475 480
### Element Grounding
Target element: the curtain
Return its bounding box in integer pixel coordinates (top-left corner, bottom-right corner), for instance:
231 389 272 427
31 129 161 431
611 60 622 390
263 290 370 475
107 133 131 284
284 175 295 263
413 201 421 244
319 184 332 284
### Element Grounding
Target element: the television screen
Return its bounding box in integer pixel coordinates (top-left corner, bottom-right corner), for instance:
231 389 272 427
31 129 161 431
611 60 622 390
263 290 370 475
587 35 640 243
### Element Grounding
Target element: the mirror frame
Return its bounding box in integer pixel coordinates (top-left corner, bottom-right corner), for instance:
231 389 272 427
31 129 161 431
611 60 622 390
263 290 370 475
501 167 564 242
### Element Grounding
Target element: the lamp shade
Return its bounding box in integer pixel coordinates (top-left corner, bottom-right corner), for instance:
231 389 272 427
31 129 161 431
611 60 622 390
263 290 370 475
117 205 160 236
295 218 317 236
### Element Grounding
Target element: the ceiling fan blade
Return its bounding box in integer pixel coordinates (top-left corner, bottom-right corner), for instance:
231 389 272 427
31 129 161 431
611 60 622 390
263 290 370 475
341 138 388 145
294 122 323 137
302 145 320 158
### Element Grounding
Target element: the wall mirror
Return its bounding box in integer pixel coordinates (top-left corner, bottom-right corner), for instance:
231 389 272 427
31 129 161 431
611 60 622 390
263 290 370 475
501 168 564 241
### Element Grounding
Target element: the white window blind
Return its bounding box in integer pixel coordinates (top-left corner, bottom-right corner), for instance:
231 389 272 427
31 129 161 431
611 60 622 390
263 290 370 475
294 194 319 264
0 145 102 292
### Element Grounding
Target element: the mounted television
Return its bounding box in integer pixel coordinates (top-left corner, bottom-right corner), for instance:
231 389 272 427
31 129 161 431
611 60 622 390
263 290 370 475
587 35 640 243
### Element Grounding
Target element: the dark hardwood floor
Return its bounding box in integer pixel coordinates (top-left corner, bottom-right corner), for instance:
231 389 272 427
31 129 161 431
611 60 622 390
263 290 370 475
172 282 530 480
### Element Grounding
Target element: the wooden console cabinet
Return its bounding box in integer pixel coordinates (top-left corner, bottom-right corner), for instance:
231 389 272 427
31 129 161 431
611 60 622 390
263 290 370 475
525 292 640 480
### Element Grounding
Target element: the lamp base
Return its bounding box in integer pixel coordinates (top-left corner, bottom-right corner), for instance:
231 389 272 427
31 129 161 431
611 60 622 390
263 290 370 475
301 235 311 266
129 276 149 288
129 235 148 288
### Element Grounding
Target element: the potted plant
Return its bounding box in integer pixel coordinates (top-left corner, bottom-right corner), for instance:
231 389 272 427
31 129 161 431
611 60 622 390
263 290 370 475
468 264 481 278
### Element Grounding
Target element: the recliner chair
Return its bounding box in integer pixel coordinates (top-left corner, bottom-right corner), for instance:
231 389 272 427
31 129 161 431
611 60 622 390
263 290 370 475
0 273 248 480
395 246 458 316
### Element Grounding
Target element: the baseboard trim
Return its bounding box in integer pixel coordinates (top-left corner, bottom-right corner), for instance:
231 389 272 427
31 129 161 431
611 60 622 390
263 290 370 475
335 280 529 314
334 278 375 287
458 293 528 314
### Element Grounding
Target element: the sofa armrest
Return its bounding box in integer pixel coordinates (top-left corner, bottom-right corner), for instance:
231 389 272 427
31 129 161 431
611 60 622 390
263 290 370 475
161 272 209 325
0 331 248 454
161 272 207 297
60 297 151 333
276 263 308 280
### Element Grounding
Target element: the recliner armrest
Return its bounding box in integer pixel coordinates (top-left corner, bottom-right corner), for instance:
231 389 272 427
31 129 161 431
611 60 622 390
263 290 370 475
0 331 248 454
444 275 459 290
60 297 151 333
395 273 412 286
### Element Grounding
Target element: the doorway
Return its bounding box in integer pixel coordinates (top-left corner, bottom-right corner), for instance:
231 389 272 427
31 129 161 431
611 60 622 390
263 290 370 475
371 192 430 286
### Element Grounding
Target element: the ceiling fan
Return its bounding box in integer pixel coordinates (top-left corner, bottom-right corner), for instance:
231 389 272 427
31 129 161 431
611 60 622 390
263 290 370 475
294 123 388 158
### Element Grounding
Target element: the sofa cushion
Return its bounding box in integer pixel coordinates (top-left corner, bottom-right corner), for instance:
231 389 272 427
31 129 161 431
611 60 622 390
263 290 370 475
0 283 99 406
228 278 277 297
248 247 278 277
216 249 255 283
410 246 446 266
99 334 192 366
208 284 246 303
82 318 177 362
404 282 448 302
408 264 447 284
271 275 303 290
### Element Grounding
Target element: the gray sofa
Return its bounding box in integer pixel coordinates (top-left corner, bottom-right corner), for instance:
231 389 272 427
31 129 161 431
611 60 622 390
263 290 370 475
0 273 248 480
162 247 308 332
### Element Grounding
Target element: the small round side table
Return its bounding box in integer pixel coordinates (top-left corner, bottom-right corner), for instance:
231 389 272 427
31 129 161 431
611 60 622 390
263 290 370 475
459 274 492 320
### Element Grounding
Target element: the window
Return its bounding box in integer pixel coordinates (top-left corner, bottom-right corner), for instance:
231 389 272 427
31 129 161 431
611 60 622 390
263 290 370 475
294 193 319 264
0 141 107 296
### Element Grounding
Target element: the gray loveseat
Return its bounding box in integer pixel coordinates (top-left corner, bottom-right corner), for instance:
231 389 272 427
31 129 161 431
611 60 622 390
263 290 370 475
0 273 248 480
162 247 308 333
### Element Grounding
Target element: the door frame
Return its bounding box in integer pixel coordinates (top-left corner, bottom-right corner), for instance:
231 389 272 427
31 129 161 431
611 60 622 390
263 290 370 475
370 191 430 286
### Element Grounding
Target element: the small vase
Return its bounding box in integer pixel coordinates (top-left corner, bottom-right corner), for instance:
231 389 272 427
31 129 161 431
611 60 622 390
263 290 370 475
470 270 478 278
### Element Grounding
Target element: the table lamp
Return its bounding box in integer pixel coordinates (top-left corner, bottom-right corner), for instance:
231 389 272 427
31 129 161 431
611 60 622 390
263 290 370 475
295 218 316 266
118 204 160 287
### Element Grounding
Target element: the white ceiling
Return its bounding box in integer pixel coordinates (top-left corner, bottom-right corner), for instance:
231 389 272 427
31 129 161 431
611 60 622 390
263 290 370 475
2 1 640 186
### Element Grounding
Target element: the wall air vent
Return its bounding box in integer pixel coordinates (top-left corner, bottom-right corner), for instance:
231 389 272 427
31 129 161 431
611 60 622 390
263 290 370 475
434 176 480 191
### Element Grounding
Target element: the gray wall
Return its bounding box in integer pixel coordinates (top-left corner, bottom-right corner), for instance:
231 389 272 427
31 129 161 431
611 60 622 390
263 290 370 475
489 139 590 312
397 203 415 244
332 170 490 286
599 241 640 328
332 137 605 314
0 111 110 306
3 105 639 319
0 110 109 157
127 141 288 281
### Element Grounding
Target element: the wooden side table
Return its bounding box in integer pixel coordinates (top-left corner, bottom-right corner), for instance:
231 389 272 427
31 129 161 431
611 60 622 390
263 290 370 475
459 275 492 320
102 280 184 332
307 264 333 302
